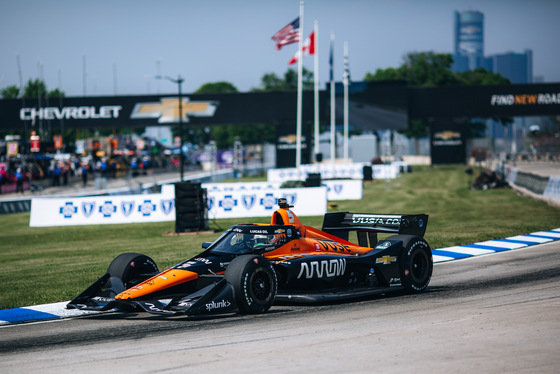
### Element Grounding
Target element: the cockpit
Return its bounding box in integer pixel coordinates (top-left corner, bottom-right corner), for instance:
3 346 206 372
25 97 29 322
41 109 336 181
207 225 299 255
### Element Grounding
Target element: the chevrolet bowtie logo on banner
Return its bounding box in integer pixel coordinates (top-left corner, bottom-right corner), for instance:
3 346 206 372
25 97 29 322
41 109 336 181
433 131 461 140
131 97 219 123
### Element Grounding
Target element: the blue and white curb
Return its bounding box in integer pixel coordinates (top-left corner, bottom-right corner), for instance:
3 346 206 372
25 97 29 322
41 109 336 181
0 301 103 326
2 228 560 326
432 229 560 262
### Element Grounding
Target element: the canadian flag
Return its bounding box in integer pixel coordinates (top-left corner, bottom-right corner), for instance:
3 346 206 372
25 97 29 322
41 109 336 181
288 31 315 65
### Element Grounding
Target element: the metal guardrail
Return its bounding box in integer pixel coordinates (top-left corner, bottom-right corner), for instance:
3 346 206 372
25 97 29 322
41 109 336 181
500 162 560 208
513 172 550 195
0 199 31 214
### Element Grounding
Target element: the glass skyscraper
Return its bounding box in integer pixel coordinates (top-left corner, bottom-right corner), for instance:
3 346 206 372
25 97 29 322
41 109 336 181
451 10 533 84
454 10 484 71
491 50 533 84
451 10 535 154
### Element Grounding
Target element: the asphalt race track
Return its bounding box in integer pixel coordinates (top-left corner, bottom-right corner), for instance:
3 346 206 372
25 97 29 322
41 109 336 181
1 241 559 373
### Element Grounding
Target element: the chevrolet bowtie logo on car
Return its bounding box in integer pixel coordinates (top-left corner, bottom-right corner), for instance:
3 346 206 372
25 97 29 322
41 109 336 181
376 255 397 265
130 97 219 123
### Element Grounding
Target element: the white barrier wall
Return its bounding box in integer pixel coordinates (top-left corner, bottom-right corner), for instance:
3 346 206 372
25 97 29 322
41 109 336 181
202 182 279 193
504 166 518 184
543 176 560 201
323 179 363 200
205 186 327 219
30 184 330 227
200 180 362 201
168 184 329 219
30 192 176 227
267 162 399 183
500 166 559 206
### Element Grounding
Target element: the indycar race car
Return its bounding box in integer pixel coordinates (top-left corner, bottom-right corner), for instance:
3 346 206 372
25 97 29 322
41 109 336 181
68 198 432 316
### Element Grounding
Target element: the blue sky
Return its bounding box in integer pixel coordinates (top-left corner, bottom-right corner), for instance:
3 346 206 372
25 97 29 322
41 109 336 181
1 0 559 97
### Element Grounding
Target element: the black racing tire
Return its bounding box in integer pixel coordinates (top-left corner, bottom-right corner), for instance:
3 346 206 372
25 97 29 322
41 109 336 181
388 235 433 293
225 255 277 314
106 252 159 289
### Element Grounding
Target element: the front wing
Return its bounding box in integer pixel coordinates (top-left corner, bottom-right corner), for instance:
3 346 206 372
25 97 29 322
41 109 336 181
67 276 238 317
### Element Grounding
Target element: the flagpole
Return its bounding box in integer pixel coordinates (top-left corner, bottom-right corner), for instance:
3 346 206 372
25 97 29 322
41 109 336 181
343 41 349 161
313 20 319 162
296 1 304 168
329 31 335 163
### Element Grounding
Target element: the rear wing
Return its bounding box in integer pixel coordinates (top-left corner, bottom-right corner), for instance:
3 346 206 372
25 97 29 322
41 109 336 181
321 212 428 247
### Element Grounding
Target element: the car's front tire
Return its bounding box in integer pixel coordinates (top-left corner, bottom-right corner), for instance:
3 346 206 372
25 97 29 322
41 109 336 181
107 252 159 289
225 255 277 314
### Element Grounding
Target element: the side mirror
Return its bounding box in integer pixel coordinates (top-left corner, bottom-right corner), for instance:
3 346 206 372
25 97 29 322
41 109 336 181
201 241 212 249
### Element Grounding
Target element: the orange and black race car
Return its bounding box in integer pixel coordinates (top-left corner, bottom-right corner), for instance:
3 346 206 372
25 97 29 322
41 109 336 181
68 198 432 316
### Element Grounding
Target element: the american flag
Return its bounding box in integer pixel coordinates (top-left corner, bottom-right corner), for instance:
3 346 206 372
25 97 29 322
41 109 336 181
272 17 300 50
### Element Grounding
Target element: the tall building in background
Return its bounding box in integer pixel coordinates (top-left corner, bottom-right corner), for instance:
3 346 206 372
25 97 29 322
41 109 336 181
454 10 485 71
491 50 533 84
450 9 537 154
451 10 533 84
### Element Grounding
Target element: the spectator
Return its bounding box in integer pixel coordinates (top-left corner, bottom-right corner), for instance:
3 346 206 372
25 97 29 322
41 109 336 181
74 157 81 176
111 159 117 178
62 161 69 185
0 166 7 182
100 159 108 177
131 158 139 177
52 163 61 186
15 167 24 193
0 166 4 194
81 162 88 186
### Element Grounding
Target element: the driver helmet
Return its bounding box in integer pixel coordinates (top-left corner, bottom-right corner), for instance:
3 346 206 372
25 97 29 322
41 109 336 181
253 234 270 247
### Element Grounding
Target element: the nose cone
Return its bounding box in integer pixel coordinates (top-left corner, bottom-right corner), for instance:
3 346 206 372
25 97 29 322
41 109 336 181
115 268 198 300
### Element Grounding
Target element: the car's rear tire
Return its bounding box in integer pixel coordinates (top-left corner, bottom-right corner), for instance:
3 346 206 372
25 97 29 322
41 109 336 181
225 255 277 314
107 252 159 289
388 235 433 293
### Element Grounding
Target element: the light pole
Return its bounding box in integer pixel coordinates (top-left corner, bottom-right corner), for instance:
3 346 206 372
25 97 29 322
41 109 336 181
155 75 185 181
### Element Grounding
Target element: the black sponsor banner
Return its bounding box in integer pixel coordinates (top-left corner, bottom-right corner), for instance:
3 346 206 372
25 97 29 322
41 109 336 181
409 83 560 119
2 82 559 131
0 82 407 132
430 120 466 165
0 91 320 130
334 81 409 131
275 122 312 168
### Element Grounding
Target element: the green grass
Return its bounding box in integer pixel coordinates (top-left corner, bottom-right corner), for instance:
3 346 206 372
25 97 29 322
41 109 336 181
1 165 559 310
